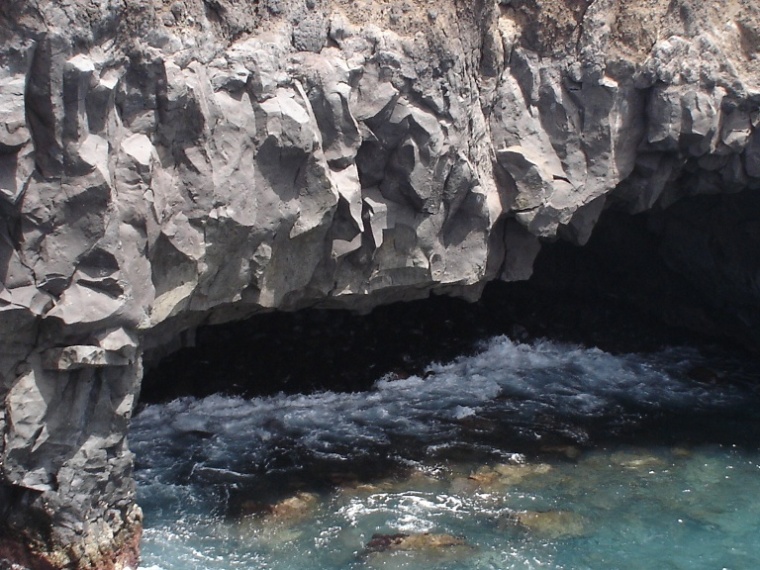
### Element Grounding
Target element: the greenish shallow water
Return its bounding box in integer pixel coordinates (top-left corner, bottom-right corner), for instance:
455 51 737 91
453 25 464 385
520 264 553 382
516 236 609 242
130 337 760 570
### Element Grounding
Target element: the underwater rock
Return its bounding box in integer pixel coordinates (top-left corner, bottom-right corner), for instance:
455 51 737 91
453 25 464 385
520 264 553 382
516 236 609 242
503 510 587 540
239 492 320 524
361 532 475 569
671 447 693 459
339 466 448 498
609 451 668 471
540 445 582 460
365 532 470 553
467 462 553 488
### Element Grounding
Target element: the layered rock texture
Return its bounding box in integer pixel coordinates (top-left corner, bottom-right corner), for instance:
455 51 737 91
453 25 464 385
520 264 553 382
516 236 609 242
0 0 759 567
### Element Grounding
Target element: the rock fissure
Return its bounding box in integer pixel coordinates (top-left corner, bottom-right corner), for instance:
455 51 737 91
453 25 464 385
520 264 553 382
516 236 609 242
1 0 760 567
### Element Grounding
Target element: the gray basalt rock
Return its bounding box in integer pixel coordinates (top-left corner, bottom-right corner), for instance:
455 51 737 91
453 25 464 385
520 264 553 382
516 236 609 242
0 0 759 567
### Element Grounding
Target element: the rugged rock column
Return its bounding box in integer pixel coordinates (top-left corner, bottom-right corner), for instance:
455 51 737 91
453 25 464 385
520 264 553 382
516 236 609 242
0 346 142 570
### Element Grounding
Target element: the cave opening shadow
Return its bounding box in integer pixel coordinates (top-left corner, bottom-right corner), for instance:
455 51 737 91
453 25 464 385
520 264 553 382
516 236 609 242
140 191 760 405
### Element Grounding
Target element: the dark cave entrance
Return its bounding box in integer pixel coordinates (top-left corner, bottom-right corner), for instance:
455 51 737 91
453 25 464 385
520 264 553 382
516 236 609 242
139 189 760 404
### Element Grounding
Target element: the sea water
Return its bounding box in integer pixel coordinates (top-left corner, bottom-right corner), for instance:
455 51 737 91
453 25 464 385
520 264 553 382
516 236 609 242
130 337 760 570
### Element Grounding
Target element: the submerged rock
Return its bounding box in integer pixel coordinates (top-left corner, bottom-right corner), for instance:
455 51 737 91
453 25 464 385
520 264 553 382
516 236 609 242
338 463 450 497
239 492 320 524
609 451 668 471
226 491 323 548
503 510 587 540
540 445 582 460
671 447 693 459
365 532 470 553
467 462 553 488
361 532 475 570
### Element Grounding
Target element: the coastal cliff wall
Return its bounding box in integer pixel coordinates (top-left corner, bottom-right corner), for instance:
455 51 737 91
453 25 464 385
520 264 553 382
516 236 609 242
1 0 759 567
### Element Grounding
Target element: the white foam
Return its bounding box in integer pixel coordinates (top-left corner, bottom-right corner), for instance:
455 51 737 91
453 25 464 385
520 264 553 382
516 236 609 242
131 337 757 489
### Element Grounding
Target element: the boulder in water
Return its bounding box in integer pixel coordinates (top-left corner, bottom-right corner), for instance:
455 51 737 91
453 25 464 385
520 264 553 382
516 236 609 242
467 462 552 488
239 491 320 524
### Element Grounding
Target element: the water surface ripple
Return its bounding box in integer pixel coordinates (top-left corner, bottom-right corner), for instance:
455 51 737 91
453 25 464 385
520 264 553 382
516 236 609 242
131 337 760 570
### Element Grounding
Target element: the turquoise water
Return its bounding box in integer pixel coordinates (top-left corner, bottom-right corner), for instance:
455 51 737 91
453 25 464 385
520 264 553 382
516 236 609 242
130 337 760 570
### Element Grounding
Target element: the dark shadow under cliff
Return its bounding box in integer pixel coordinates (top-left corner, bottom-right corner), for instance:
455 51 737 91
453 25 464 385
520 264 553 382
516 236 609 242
532 188 760 353
140 188 760 403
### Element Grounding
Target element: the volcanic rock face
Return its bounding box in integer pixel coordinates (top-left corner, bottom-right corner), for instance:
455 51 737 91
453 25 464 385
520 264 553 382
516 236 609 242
0 0 759 567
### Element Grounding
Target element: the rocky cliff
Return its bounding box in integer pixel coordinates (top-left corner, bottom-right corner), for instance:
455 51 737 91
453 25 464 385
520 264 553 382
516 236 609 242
1 0 759 567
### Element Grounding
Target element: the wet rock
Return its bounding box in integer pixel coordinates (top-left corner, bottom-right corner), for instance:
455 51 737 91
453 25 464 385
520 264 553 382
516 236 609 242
239 492 320 524
361 532 475 568
365 532 470 553
609 451 668 471
671 447 693 459
338 481 389 496
467 462 553 488
339 464 448 498
504 510 586 540
451 460 555 493
540 445 582 460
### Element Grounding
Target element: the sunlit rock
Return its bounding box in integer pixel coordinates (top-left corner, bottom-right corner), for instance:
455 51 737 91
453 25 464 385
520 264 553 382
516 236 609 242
239 491 321 525
466 462 553 489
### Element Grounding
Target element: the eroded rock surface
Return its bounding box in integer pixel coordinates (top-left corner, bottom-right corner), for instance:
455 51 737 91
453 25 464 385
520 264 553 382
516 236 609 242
0 0 759 567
